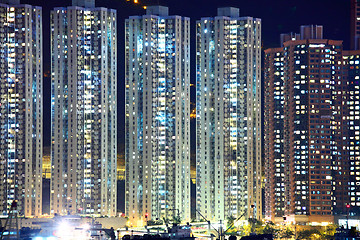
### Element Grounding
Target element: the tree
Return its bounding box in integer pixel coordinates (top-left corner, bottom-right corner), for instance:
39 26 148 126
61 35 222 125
238 224 252 236
147 219 163 226
279 227 294 239
225 216 237 235
250 219 264 234
319 224 337 239
262 221 279 238
227 216 236 228
172 216 181 224
297 228 320 240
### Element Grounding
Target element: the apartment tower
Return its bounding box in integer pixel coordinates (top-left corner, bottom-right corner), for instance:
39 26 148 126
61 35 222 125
351 0 360 50
196 7 262 221
264 26 348 223
51 0 117 216
343 50 360 211
0 0 42 217
125 6 190 225
264 47 285 222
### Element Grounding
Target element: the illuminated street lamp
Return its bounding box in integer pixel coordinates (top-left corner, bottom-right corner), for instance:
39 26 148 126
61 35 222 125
145 213 149 229
346 204 350 229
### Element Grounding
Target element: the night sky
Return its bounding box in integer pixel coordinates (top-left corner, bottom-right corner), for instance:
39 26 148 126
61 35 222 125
22 0 350 149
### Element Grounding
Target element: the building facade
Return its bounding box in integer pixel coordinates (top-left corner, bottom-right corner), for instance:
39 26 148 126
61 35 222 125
351 0 360 50
0 0 42 217
196 7 262 221
264 47 285 221
264 26 348 223
50 0 117 216
125 6 190 225
344 50 360 213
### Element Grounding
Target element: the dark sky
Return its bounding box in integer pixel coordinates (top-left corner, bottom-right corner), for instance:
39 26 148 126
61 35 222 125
21 0 350 147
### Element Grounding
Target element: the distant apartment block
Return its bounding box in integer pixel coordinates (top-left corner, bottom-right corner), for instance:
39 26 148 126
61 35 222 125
351 0 360 50
196 7 262 221
264 26 348 224
343 50 360 210
51 0 117 216
0 0 42 217
125 6 190 225
264 47 285 221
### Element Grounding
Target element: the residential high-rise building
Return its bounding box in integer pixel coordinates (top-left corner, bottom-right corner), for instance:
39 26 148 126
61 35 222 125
351 0 360 50
343 50 360 212
125 6 190 226
280 33 300 47
264 47 285 222
0 0 42 217
264 26 348 224
50 0 117 216
196 7 262 221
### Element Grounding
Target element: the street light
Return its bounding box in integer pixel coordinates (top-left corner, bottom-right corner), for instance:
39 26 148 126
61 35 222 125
346 204 350 229
145 213 149 231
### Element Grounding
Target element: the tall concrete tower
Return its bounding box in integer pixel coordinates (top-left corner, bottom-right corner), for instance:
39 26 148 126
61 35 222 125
125 6 191 226
50 0 117 216
196 7 262 221
0 0 43 217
